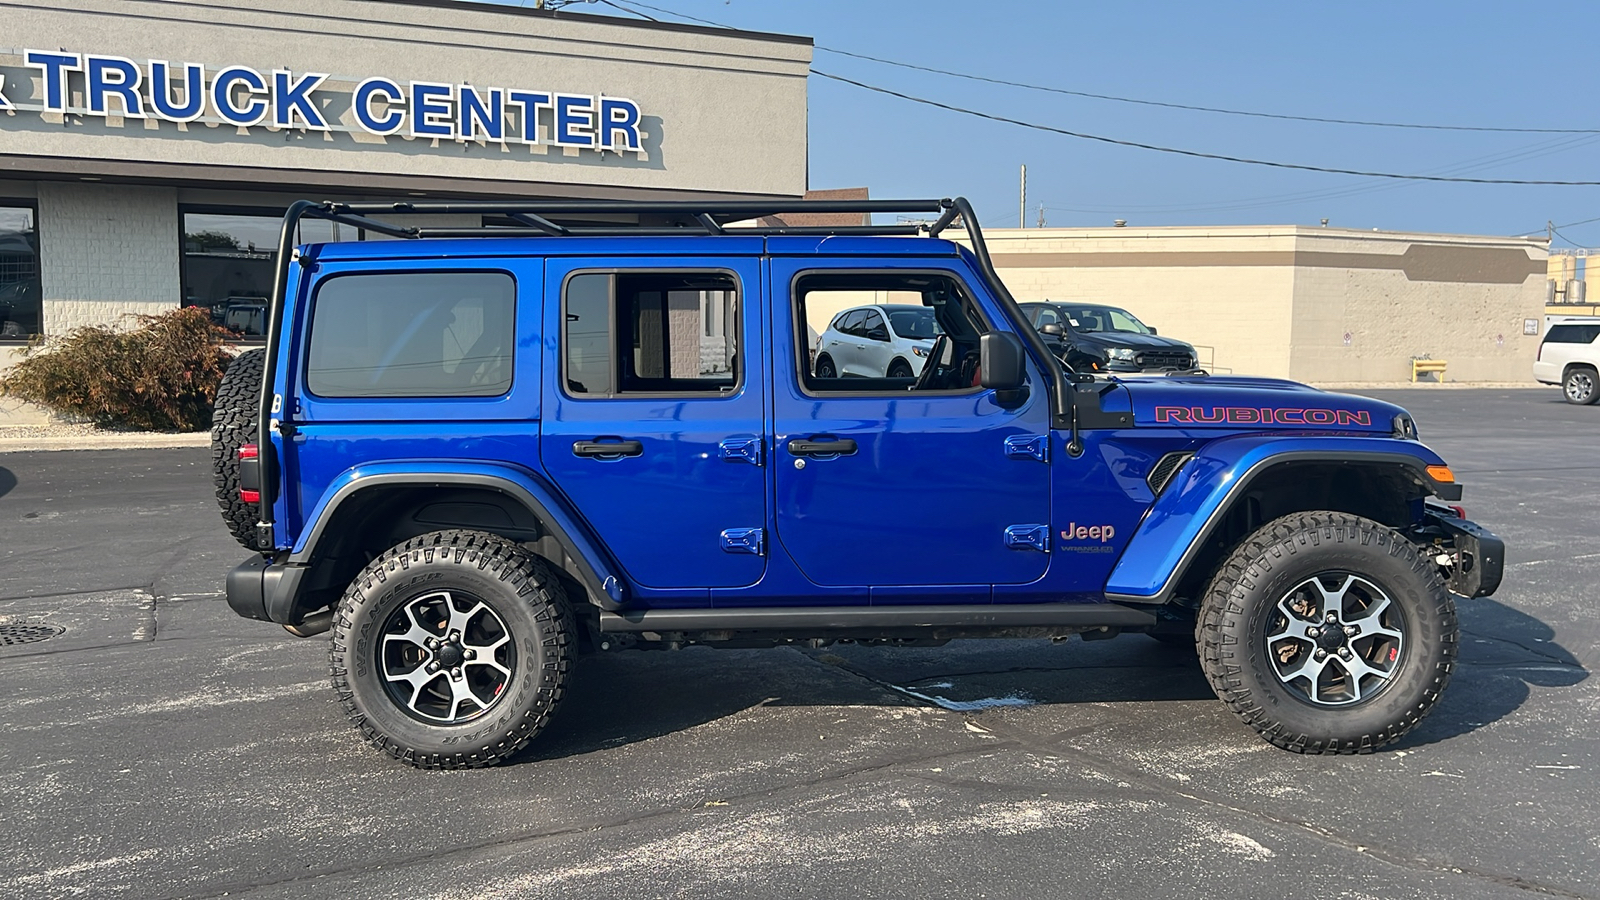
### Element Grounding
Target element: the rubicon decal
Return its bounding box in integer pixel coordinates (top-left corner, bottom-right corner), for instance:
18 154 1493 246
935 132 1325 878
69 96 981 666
1154 406 1372 426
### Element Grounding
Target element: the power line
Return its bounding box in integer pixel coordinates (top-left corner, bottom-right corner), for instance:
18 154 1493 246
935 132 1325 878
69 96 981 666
817 47 1600 135
602 0 1600 136
812 69 1600 186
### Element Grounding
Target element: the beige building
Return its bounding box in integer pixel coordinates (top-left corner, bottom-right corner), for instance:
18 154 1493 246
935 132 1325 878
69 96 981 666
0 0 809 341
979 225 1549 383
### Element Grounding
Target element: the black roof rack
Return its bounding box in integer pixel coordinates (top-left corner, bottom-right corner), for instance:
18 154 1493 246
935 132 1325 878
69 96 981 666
299 197 965 240
251 196 1071 547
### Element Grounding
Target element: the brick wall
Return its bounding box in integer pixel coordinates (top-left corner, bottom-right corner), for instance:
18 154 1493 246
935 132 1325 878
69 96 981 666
36 182 179 334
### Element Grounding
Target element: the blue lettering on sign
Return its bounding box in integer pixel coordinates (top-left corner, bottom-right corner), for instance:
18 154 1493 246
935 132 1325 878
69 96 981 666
354 77 405 135
85 55 146 118
459 85 505 142
24 50 81 112
272 70 330 130
598 96 641 151
553 93 595 147
507 90 552 144
149 61 205 122
410 82 455 139
8 47 647 154
212 65 269 126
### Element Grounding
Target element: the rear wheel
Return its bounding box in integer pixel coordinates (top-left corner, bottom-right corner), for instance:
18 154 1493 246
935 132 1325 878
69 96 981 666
329 530 573 769
887 358 914 378
210 348 266 550
1198 512 1456 754
815 354 837 379
1564 366 1598 405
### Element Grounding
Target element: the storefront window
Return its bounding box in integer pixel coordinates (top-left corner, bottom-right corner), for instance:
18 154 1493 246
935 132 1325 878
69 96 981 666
0 204 42 341
180 209 361 338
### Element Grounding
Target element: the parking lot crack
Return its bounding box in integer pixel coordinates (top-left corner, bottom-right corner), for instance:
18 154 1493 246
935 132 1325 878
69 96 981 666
975 716 1598 900
162 741 1021 900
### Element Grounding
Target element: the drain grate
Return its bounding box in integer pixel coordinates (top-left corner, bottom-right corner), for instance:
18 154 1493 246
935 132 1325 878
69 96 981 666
0 622 65 646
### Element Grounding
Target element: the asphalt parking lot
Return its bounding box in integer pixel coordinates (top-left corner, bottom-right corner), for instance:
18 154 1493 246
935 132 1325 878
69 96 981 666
1 387 1596 900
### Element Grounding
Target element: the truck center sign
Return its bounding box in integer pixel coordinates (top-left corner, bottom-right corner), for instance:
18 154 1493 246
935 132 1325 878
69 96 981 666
0 49 644 152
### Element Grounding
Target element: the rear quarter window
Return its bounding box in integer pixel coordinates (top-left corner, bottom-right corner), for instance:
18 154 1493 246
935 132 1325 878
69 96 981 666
1543 324 1600 344
306 271 516 398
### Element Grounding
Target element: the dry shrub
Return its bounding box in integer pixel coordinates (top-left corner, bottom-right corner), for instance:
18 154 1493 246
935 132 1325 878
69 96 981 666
0 307 235 431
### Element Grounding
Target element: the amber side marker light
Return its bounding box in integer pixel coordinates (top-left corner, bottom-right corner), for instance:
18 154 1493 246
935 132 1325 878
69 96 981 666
1426 465 1455 483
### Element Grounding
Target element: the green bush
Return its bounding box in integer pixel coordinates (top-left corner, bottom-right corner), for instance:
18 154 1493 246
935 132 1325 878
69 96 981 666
0 307 235 431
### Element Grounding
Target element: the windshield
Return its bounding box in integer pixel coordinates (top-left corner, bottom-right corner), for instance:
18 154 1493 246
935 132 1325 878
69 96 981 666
1060 305 1152 334
887 308 941 340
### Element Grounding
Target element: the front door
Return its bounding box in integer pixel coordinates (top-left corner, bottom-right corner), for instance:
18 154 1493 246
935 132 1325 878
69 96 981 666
540 257 767 590
770 260 1053 588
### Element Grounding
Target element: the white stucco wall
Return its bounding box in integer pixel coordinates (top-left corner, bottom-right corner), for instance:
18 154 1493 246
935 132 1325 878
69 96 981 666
35 182 180 333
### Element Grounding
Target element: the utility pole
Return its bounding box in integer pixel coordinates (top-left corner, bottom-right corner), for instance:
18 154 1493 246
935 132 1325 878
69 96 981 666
1019 164 1026 229
1037 203 1045 229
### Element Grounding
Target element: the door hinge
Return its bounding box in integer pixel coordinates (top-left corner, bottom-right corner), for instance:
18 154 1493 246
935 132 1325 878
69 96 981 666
1004 524 1050 553
1003 433 1049 462
720 527 765 556
719 437 764 467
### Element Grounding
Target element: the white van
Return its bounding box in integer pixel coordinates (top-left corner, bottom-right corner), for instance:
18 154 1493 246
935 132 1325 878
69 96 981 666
1534 316 1600 405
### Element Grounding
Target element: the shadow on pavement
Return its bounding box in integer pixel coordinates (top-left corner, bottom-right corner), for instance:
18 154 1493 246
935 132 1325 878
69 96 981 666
508 596 1585 763
0 466 15 500
1397 595 1587 749
512 637 1218 764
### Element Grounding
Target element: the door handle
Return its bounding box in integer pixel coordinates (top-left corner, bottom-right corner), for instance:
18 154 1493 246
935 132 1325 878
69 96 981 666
573 439 643 458
788 438 858 457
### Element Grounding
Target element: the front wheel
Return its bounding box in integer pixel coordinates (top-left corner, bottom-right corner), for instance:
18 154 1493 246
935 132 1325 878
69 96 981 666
1197 512 1456 754
1564 366 1598 405
329 530 573 769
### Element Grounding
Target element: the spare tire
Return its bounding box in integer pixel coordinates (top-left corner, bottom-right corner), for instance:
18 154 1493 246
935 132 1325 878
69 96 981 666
211 348 267 550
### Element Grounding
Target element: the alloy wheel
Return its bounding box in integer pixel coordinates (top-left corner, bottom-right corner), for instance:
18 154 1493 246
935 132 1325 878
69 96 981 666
1264 573 1406 707
378 590 517 723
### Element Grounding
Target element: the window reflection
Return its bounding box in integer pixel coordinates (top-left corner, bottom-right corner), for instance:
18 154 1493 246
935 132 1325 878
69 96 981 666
0 205 41 340
180 210 361 338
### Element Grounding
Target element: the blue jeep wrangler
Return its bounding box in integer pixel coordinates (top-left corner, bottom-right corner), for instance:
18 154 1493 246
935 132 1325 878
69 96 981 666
212 197 1502 768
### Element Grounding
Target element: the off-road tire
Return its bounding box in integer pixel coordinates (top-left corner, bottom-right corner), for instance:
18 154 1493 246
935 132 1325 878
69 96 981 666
1564 365 1598 405
1197 511 1456 754
815 354 837 379
887 358 914 378
329 530 572 769
210 348 266 550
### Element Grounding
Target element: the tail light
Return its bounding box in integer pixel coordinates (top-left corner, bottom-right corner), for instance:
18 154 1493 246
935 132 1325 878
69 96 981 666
238 443 260 504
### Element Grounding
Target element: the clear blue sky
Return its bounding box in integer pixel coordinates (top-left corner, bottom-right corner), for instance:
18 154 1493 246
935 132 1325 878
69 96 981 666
478 0 1597 244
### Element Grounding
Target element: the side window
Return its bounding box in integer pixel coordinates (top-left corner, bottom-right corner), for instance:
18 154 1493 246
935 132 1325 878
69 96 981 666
306 271 514 398
562 271 740 397
797 272 990 394
860 310 888 341
1544 324 1600 344
1033 307 1061 329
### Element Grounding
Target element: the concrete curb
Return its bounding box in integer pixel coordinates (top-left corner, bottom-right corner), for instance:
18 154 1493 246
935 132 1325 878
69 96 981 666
0 433 210 452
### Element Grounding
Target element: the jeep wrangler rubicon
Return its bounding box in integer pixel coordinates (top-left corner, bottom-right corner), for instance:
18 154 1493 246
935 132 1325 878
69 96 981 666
213 197 1503 768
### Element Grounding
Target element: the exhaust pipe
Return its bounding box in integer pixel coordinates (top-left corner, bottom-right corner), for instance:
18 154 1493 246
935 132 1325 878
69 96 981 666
283 609 334 638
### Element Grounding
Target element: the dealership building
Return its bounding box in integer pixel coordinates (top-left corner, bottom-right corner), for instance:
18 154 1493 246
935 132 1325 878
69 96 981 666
0 0 810 344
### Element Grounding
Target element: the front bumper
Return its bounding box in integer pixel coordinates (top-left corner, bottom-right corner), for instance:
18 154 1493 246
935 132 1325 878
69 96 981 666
226 554 312 624
1420 508 1505 598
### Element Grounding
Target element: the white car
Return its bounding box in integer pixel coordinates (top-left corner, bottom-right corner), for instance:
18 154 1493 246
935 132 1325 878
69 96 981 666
814 304 940 379
1533 317 1600 405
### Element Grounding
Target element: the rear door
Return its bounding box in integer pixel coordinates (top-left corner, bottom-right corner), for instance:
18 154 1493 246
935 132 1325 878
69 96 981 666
539 257 768 590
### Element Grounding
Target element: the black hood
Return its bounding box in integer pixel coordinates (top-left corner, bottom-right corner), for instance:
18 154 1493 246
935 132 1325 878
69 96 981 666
1074 330 1192 351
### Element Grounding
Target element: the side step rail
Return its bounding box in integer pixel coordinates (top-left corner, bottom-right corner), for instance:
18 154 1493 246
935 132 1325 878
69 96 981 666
599 603 1156 635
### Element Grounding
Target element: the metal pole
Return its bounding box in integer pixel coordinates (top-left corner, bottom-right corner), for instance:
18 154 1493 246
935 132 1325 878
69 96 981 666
1019 164 1026 229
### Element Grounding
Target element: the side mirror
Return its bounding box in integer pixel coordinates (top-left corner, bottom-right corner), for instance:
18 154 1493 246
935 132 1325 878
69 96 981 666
867 327 889 342
1148 326 1158 335
1039 323 1064 336
980 331 1027 390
